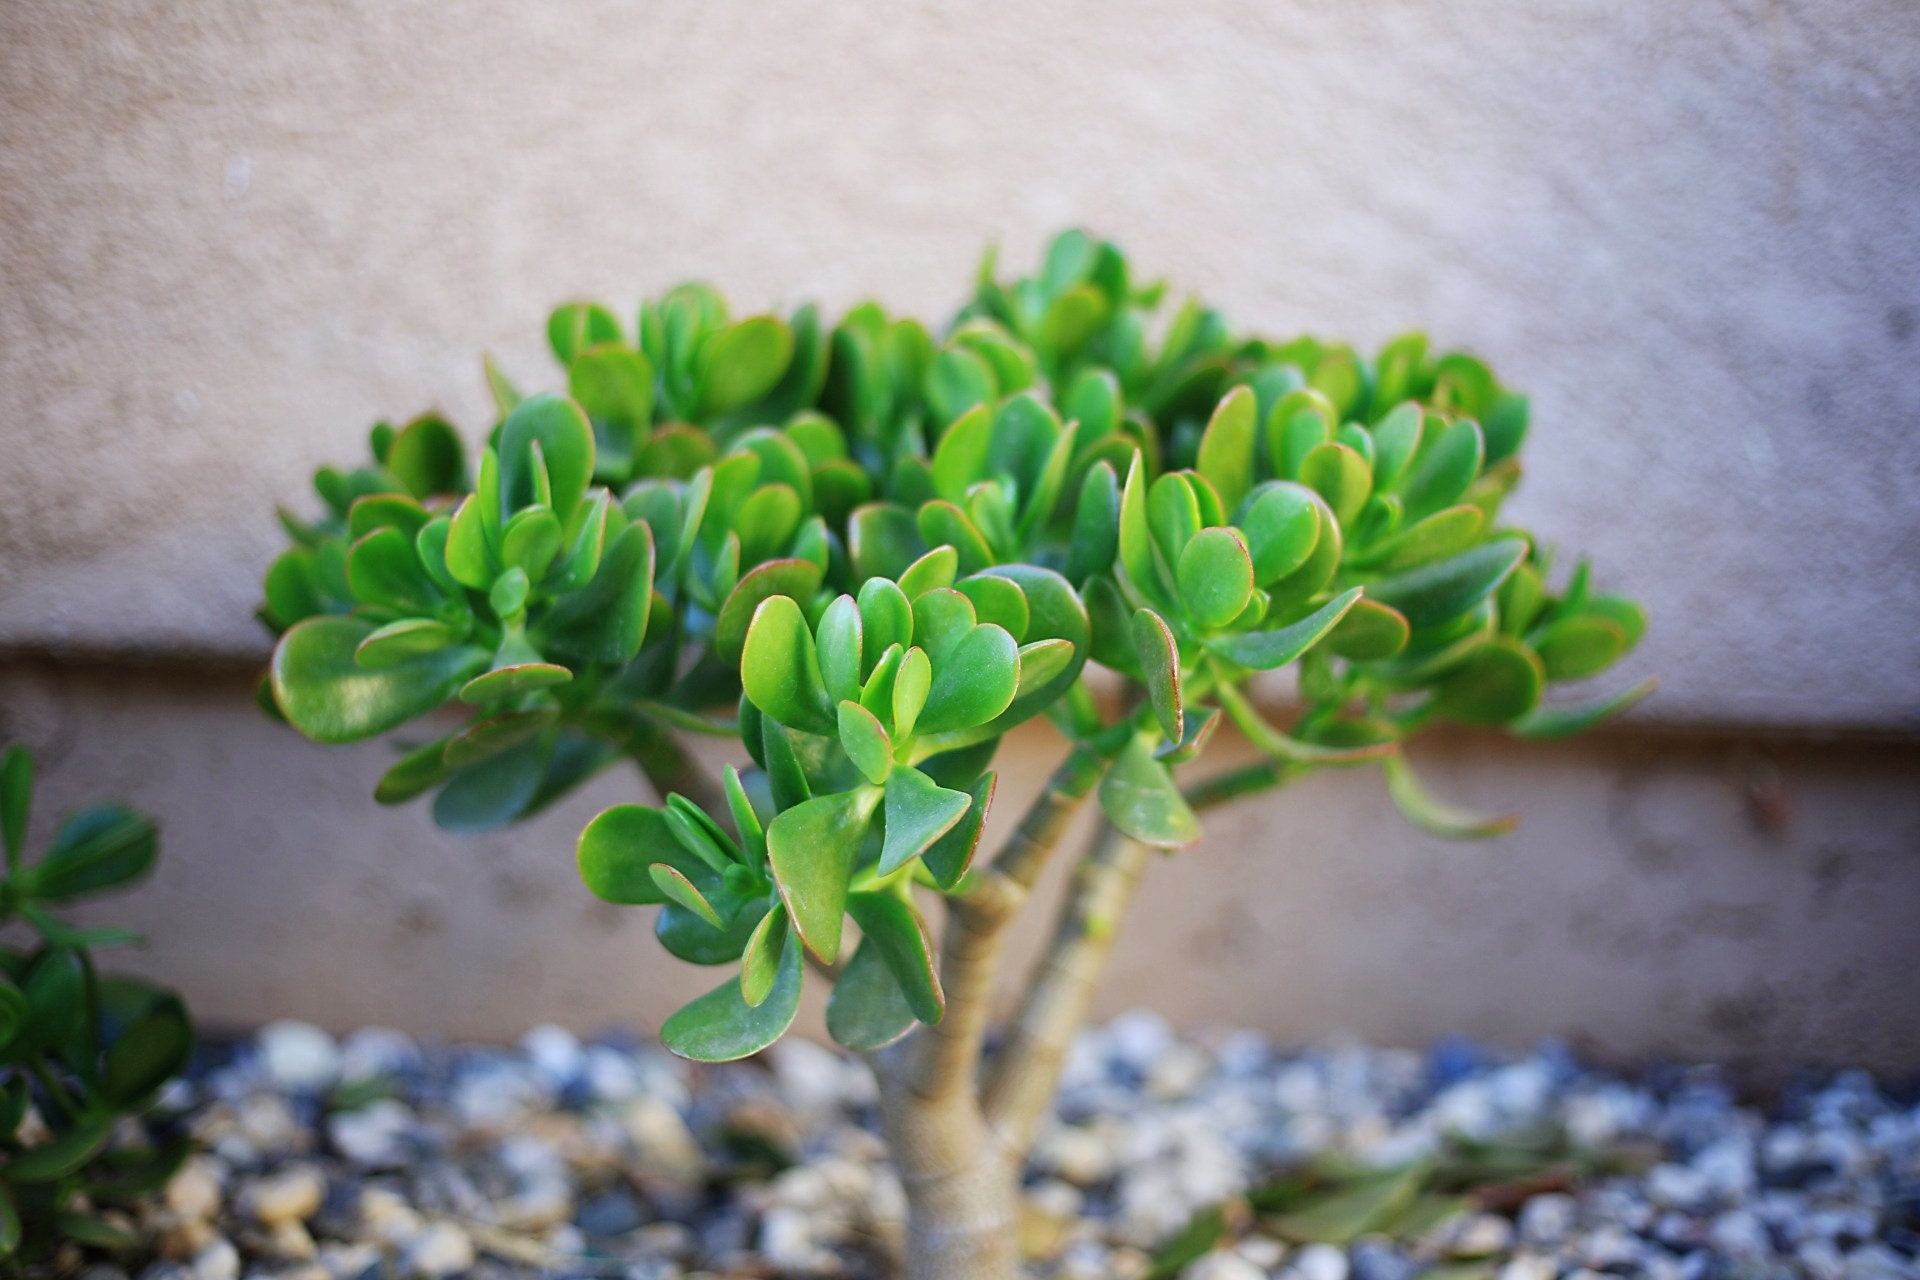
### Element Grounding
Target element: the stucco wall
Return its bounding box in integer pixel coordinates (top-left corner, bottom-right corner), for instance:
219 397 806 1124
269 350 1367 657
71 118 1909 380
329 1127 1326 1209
1 0 1917 727
2 2 1918 1064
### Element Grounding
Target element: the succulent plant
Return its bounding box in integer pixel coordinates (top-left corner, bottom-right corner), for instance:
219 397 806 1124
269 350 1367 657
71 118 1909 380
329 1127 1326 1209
0 746 194 1265
259 230 1648 1280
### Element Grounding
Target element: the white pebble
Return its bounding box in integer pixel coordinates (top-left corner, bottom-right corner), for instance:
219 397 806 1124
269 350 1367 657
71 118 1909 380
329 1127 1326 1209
1182 1249 1266 1280
759 1205 814 1266
257 1021 341 1091
190 1238 240 1280
1496 1257 1557 1280
521 1024 584 1085
338 1027 421 1083
327 1099 414 1167
1517 1193 1577 1244
164 1157 225 1221
402 1222 474 1278
1236 1234 1287 1269
241 1165 325 1226
1448 1213 1514 1258
1293 1241 1350 1280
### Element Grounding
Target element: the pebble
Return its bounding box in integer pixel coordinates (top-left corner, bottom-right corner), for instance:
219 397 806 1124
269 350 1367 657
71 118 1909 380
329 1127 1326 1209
257 1021 341 1092
74 1014 1920 1280
400 1222 473 1278
239 1165 325 1227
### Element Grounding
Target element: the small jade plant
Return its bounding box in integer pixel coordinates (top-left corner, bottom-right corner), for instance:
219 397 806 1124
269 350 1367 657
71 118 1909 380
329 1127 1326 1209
0 747 195 1267
260 232 1649 1280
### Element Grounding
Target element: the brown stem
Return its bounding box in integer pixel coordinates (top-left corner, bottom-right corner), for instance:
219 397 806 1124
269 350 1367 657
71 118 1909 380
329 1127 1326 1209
904 745 1104 1103
982 818 1152 1151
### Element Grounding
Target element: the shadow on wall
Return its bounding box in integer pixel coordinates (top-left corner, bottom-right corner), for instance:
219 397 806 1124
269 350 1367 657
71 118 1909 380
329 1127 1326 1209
2 655 1916 1070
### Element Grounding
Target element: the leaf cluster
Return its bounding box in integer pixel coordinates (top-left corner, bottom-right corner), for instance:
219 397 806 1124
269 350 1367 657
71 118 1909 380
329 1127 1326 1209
0 748 194 1264
260 230 1648 1061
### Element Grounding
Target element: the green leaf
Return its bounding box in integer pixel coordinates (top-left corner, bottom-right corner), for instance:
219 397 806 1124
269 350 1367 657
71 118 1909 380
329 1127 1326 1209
4 1117 112 1182
432 735 551 834
385 413 467 499
1508 678 1657 739
347 527 441 614
1143 1204 1229 1280
1358 504 1484 572
501 506 564 579
101 995 192 1106
1065 461 1121 586
931 403 993 502
661 929 803 1062
1431 638 1545 725
761 717 812 812
53 1211 139 1250
650 863 723 927
714 558 826 666
1583 595 1648 650
1323 598 1411 661
742 594 836 736
1532 616 1627 681
1400 418 1485 520
1268 1163 1429 1244
839 701 893 787
815 594 865 703
0 1183 17 1256
825 935 919 1052
547 301 621 364
578 804 715 905
917 624 1020 735
1117 451 1169 607
1215 679 1396 764
846 892 943 1024
1131 608 1183 741
355 618 458 668
544 521 657 665
957 574 1029 640
698 317 795 415
848 503 926 582
857 578 915 660
1099 733 1199 848
498 393 595 521
1367 538 1528 629
978 564 1090 727
1176 527 1255 629
1146 472 1203 575
1209 587 1363 671
892 647 932 741
656 897 767 966
767 788 878 963
1238 482 1321 586
1299 441 1372 527
921 771 993 889
1195 385 1257 512
374 737 456 804
898 545 960 598
917 501 996 573
459 662 572 704
570 344 653 477
30 804 156 902
880 765 971 875
272 617 486 743
926 346 997 426
1369 401 1426 490
739 905 789 1007
0 979 26 1049
1381 752 1516 838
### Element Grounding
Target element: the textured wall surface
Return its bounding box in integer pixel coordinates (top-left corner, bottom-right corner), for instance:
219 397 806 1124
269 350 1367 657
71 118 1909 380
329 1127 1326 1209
2 1 1919 728
4 661 1917 1069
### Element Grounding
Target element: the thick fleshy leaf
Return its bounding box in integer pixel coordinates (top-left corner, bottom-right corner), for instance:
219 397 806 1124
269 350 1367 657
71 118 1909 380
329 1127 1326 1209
1367 538 1528 629
1146 473 1203 576
917 501 995 572
459 662 572 704
1299 442 1372 527
1399 418 1485 521
1176 527 1255 630
501 506 564 579
1369 402 1426 490
697 317 795 415
386 414 466 498
925 345 997 425
1265 388 1337 479
714 559 825 665
656 897 768 966
856 578 914 661
741 594 836 735
1358 504 1484 572
739 905 789 1007
650 864 722 927
2 745 32 867
101 994 192 1106
911 588 976 661
347 528 441 614
848 503 925 582
957 574 1029 640
880 765 971 875
432 735 551 833
1508 678 1657 739
1117 452 1169 607
921 771 993 889
1582 595 1648 650
1196 385 1258 511
544 521 656 664
1324 598 1411 661
917 624 1019 735
761 718 812 812
839 701 894 786
1065 461 1121 585
767 788 879 963
273 617 486 743
813 595 865 703
930 403 993 502
578 805 716 904
1209 587 1363 671
1238 482 1321 586
1532 616 1627 681
1215 679 1397 764
898 545 959 598
569 344 654 476
443 709 553 766
661 930 803 1062
498 393 595 521
1431 638 1545 725
355 618 458 668
374 737 456 804
1132 608 1183 741
1155 705 1220 766
978 564 1090 727
1381 752 1516 838
547 302 621 363
846 892 943 1024
31 804 156 902
3 1117 112 1183
1099 733 1199 848
892 647 933 740
825 936 919 1052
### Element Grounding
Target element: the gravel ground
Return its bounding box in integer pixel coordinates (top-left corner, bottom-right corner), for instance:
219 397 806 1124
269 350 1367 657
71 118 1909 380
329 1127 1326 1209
89 1014 1919 1280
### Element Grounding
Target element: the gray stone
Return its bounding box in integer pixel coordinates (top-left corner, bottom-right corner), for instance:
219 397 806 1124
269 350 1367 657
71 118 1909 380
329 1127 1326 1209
1292 1242 1350 1280
1182 1250 1266 1280
327 1099 415 1167
257 1022 341 1092
401 1222 474 1278
1517 1192 1578 1245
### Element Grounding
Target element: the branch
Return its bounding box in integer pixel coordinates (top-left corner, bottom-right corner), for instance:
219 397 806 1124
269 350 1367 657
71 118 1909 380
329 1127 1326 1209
585 706 729 814
982 818 1152 1151
904 745 1106 1104
1183 757 1303 812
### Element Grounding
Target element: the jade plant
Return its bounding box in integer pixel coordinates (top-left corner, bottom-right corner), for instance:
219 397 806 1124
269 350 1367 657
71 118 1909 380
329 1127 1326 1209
0 747 195 1267
259 231 1649 1279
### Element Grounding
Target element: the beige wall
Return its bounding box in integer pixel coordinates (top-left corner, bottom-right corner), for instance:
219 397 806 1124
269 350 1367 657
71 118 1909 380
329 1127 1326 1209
2 1 1919 1065
4 660 1916 1070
